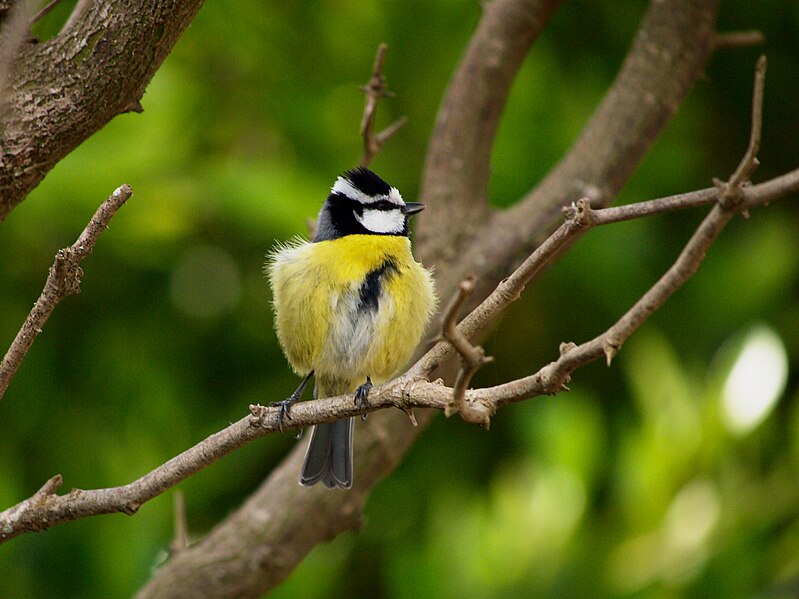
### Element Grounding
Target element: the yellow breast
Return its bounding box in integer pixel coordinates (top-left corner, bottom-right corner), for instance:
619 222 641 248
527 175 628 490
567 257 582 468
268 235 436 391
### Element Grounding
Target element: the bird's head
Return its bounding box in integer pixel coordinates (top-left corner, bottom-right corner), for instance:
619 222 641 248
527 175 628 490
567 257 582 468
314 167 424 241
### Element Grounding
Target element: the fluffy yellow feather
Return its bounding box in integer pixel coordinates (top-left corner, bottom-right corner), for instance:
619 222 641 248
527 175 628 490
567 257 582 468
268 234 435 391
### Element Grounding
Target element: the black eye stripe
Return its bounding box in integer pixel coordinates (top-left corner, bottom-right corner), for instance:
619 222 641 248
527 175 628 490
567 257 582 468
334 193 397 213
365 200 398 211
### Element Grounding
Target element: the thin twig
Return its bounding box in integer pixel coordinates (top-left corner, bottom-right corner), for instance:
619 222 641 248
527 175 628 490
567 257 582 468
0 184 133 400
358 43 407 167
440 276 493 423
170 491 188 554
724 55 767 197
713 30 766 51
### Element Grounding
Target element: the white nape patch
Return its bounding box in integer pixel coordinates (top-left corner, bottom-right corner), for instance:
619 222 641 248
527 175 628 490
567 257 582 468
355 208 405 234
332 178 370 203
332 177 404 207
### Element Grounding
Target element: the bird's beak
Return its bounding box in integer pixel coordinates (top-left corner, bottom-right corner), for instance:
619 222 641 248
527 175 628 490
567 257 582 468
401 202 425 215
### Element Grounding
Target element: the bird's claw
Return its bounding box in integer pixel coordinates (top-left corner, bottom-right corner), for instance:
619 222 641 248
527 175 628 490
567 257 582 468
354 377 373 421
271 393 300 432
271 371 314 433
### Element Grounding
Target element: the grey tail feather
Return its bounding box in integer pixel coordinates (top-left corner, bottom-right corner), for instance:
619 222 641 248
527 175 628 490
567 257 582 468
299 417 354 489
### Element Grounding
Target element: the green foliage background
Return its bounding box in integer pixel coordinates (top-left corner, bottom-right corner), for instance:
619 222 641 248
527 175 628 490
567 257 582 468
1 1 798 597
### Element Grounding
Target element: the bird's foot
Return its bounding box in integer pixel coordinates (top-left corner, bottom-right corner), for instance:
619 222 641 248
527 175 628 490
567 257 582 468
354 377 373 421
271 370 314 434
271 393 301 432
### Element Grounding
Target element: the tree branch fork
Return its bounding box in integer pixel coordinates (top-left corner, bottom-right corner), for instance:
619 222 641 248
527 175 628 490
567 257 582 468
2 55 797 547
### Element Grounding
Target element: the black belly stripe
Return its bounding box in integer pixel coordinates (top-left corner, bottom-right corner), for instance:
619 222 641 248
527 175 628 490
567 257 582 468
358 260 398 313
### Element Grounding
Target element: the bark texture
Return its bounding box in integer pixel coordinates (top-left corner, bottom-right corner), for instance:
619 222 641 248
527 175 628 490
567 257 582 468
0 0 205 222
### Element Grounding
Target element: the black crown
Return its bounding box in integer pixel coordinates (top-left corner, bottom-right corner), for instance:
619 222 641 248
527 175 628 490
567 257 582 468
343 167 391 198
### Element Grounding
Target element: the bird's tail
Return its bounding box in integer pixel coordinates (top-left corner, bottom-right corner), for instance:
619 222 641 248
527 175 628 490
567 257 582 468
299 417 354 489
299 378 354 489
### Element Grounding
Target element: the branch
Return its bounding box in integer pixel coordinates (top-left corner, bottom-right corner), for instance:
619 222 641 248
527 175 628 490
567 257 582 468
412 162 797 382
713 30 766 50
418 0 564 263
467 199 755 412
0 184 133 400
29 0 63 26
422 55 772 412
358 43 407 167
443 0 720 300
5 157 796 546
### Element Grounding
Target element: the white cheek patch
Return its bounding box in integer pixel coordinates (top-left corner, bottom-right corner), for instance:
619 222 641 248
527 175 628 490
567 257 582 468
355 208 405 234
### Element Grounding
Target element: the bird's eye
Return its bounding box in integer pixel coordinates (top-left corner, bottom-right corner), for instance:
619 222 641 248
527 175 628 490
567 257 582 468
372 200 396 211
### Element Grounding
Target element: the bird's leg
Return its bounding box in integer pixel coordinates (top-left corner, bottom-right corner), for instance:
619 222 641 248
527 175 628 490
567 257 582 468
354 376 373 421
272 370 314 431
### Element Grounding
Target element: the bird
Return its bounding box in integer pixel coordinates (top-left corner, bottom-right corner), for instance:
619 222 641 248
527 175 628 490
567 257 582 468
267 166 436 489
